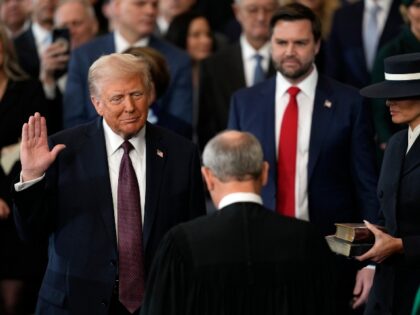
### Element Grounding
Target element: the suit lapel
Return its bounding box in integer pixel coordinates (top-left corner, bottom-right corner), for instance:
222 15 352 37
382 132 406 230
403 134 420 176
143 123 166 249
80 119 117 249
308 76 335 181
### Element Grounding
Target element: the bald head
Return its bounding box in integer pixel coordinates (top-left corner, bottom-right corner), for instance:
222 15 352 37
202 130 264 182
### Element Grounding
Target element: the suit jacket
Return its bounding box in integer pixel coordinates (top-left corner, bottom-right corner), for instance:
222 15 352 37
325 0 403 88
365 130 420 315
63 33 193 138
13 119 206 315
141 202 336 315
14 27 40 78
228 75 379 236
197 42 276 150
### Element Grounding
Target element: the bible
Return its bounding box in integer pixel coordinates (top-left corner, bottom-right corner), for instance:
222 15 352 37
325 235 372 257
334 223 386 243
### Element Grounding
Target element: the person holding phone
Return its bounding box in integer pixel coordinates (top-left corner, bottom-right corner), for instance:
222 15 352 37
40 0 98 97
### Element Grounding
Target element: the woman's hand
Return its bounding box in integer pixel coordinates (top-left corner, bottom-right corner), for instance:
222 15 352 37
356 220 403 263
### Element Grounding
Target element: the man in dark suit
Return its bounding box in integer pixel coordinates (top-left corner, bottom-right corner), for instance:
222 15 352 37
14 0 58 78
228 4 379 313
141 130 336 315
197 0 278 150
63 0 193 139
13 53 206 315
325 0 403 89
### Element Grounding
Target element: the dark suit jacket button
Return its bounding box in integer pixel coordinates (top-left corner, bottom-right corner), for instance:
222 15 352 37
110 260 116 267
101 301 108 307
378 190 384 198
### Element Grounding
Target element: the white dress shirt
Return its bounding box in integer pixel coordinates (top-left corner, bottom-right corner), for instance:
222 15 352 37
218 192 263 210
114 30 149 53
32 22 52 56
407 124 420 153
103 120 146 236
240 35 271 87
275 66 318 221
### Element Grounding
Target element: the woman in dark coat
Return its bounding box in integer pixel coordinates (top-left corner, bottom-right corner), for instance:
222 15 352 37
0 22 49 315
359 52 420 315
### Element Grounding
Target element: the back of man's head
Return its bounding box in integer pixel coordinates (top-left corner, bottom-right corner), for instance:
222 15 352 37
202 130 264 183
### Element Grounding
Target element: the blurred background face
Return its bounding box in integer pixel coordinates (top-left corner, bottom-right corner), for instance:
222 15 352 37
32 0 58 27
115 0 158 42
55 1 97 49
187 17 212 61
159 0 195 21
407 0 420 38
233 0 277 45
0 0 30 32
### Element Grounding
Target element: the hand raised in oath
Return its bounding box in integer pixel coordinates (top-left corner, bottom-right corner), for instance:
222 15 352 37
20 112 66 182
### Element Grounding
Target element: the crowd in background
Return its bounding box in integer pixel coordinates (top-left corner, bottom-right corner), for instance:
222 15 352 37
0 0 419 314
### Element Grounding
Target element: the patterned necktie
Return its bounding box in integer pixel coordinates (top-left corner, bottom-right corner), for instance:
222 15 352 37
277 86 300 217
118 140 144 313
363 2 381 71
253 54 265 85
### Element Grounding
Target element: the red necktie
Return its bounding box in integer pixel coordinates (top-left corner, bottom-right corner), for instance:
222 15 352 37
118 141 144 313
277 86 300 217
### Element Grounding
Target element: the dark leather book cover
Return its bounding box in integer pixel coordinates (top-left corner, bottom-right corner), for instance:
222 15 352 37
334 223 387 243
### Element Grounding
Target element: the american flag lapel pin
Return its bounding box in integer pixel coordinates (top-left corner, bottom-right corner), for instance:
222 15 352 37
324 99 332 108
156 149 164 158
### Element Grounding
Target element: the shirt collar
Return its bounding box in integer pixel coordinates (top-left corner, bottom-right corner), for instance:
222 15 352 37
102 119 146 157
275 65 318 99
240 34 271 62
218 192 263 210
32 22 51 46
114 30 150 53
408 123 420 143
365 0 391 12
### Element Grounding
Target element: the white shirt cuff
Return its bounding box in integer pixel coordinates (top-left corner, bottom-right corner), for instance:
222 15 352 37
14 173 45 191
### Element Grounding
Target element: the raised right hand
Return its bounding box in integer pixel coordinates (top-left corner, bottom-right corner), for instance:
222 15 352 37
20 113 66 182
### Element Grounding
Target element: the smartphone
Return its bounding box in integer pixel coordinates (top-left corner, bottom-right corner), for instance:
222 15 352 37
52 28 70 79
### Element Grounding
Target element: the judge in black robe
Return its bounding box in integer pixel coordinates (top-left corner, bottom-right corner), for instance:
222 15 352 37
141 130 336 315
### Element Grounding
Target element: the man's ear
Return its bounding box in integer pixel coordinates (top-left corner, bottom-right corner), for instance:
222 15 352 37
261 161 269 187
91 95 103 116
201 166 214 191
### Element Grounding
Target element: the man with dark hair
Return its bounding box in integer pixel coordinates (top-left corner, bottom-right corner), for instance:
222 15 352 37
228 3 379 313
141 130 336 315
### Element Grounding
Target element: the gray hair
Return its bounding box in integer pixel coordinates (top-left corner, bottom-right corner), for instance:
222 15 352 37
88 53 153 98
55 0 96 21
202 130 264 182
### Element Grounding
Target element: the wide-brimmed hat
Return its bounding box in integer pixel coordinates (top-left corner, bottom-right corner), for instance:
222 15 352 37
360 52 420 99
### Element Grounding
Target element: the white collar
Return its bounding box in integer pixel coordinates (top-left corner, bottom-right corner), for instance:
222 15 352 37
32 22 51 46
114 30 150 53
102 119 146 157
365 0 391 12
240 34 271 61
275 65 318 100
407 123 420 152
156 15 169 35
218 192 263 210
